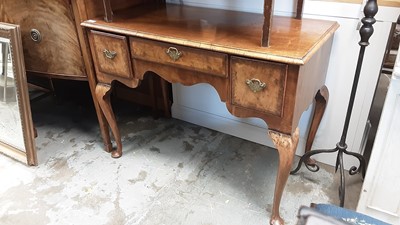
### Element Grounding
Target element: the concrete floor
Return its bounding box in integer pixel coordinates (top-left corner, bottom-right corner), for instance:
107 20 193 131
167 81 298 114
0 94 363 225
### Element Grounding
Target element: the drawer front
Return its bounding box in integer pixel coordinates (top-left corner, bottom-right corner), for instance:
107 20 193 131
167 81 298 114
231 57 287 116
130 37 228 77
89 30 132 81
1 0 85 78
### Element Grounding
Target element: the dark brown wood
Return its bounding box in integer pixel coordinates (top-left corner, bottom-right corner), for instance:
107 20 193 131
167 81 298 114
148 72 158 118
296 0 304 19
262 0 273 47
112 78 171 116
147 73 171 119
160 78 171 118
102 0 113 22
80 0 162 21
102 0 165 22
304 86 329 165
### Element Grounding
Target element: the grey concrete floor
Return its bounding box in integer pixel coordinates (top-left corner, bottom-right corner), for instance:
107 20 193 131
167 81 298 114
0 94 363 225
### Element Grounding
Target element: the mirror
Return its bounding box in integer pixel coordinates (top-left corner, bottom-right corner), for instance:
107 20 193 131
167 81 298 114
0 23 37 166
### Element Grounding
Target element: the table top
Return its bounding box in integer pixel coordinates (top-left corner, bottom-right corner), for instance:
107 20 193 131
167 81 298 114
82 3 339 65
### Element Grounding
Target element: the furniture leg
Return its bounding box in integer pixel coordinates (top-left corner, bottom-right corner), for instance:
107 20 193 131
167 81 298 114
268 128 300 225
95 83 122 158
87 74 113 154
160 78 171 118
87 79 113 153
97 105 113 153
296 0 304 19
304 85 329 165
148 74 158 118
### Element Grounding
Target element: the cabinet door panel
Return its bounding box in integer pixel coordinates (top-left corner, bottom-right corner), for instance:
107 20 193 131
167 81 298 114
0 0 86 79
357 72 400 224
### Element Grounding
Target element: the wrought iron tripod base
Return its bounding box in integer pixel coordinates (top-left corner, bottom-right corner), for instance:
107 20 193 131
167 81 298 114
290 0 377 208
290 142 366 207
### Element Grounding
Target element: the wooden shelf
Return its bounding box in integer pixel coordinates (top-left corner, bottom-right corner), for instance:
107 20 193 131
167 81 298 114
82 3 338 65
100 0 305 47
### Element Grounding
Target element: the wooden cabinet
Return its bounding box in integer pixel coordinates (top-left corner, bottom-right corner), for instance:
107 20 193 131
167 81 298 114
0 0 162 81
0 0 86 79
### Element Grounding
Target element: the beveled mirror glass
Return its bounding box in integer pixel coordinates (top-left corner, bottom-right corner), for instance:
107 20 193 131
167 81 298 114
0 23 37 166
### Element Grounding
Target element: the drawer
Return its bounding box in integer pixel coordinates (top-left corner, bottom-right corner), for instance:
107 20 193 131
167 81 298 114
130 37 228 77
231 57 287 117
2 0 85 78
88 30 133 82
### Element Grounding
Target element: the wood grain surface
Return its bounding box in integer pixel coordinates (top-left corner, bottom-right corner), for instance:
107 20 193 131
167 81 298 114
0 0 85 78
82 3 339 65
89 30 133 82
130 37 228 78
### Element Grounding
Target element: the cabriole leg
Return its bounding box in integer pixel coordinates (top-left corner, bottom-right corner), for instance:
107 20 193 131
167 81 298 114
304 85 329 165
268 128 300 225
95 83 122 158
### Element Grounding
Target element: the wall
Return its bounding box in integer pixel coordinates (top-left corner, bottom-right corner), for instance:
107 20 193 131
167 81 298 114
168 0 398 167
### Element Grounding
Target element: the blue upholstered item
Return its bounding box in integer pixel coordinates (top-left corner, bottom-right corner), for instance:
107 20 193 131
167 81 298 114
312 204 391 225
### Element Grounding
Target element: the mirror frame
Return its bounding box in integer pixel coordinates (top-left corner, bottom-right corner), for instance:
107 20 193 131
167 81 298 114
0 23 37 166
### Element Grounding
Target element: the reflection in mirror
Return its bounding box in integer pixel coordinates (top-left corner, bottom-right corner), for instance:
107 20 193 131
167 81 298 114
0 38 25 150
0 23 37 166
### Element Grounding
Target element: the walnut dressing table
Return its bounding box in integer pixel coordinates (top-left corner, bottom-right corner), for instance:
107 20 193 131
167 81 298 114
81 2 338 224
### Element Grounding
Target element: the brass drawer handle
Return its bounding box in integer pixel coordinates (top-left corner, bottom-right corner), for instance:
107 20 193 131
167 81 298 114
166 47 182 61
103 49 117 59
246 78 267 93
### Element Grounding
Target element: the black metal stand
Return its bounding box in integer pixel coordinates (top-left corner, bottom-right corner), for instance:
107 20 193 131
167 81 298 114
291 0 378 207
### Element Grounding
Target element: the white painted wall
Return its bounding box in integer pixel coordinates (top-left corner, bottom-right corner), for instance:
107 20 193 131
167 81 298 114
302 2 397 167
168 0 399 167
